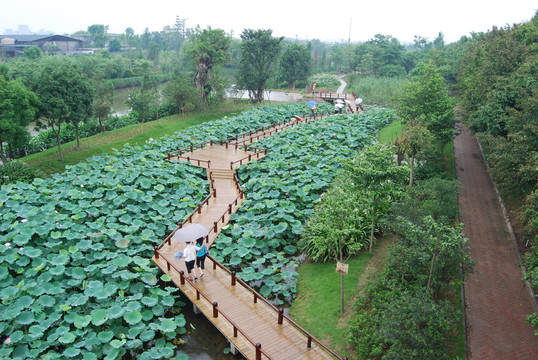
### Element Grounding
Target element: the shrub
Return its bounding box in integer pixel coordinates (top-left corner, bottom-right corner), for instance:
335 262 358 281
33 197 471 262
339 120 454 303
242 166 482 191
0 161 44 186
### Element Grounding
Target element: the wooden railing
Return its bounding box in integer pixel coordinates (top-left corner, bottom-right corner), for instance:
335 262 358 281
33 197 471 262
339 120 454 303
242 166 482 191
166 112 334 164
315 91 347 100
153 248 346 360
153 251 274 360
156 111 346 359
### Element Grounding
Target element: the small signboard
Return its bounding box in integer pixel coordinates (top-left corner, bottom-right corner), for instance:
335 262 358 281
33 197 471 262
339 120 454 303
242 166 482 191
336 261 349 275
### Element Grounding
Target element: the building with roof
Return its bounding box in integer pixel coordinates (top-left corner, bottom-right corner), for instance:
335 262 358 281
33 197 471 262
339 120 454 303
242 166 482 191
0 34 83 57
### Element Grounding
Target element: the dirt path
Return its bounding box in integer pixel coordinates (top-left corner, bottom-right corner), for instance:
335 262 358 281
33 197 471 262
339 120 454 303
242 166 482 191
453 124 538 359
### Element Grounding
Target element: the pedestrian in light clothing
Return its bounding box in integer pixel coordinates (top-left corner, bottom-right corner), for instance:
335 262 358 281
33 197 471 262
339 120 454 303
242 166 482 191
196 237 209 278
183 240 201 281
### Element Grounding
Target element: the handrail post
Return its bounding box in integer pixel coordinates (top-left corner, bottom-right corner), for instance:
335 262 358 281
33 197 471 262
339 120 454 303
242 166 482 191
214 221 218 233
253 293 258 304
228 203 233 214
180 271 185 285
307 335 312 348
231 271 236 286
212 302 218 318
154 247 159 259
166 261 171 272
278 308 283 324
256 343 262 360
167 153 170 161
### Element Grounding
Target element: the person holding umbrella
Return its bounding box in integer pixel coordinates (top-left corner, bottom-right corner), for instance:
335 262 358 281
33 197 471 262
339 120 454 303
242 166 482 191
172 224 209 281
307 100 317 117
183 240 201 281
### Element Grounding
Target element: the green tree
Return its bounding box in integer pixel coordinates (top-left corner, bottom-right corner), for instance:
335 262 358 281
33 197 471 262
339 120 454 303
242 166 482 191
34 60 93 161
0 76 40 163
93 78 115 132
187 27 230 105
88 24 108 48
237 29 283 103
397 118 435 187
279 43 313 89
379 290 456 359
397 59 456 145
24 46 42 60
346 144 409 252
108 38 121 52
162 71 200 114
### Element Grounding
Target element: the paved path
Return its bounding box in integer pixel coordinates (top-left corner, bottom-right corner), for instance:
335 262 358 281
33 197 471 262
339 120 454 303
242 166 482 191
454 124 538 359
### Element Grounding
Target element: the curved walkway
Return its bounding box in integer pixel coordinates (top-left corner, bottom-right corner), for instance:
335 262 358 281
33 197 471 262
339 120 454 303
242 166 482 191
153 114 342 360
454 124 538 359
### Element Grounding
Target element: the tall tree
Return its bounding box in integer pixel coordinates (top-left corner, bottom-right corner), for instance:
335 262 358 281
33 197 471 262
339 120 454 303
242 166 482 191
397 59 456 145
0 76 40 163
237 29 283 103
347 144 409 252
34 60 93 161
187 27 230 105
88 24 108 48
279 42 313 89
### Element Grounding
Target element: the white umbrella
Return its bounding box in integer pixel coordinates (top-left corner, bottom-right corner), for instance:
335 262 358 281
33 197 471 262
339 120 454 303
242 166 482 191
335 99 345 104
335 103 344 109
355 98 363 105
172 223 210 243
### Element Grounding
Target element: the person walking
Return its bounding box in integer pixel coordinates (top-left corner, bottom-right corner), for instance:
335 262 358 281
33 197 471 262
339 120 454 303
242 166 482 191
183 240 201 281
195 237 209 278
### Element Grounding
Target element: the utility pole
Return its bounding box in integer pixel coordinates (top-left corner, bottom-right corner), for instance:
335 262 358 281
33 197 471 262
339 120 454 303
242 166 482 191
348 18 352 44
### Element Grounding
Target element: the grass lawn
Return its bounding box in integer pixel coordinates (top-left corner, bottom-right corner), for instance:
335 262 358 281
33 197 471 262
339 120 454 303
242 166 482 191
289 253 373 359
22 101 252 176
377 119 402 144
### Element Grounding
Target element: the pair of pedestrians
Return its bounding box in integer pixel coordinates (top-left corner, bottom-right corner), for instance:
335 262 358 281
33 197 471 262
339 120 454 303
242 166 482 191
183 237 209 281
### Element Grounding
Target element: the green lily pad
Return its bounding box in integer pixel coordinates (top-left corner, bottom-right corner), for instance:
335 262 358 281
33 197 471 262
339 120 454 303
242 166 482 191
91 309 109 326
160 319 176 333
123 310 142 325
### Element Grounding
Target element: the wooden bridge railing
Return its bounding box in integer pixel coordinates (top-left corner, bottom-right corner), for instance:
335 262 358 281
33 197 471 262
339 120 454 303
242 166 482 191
166 111 333 164
153 248 346 360
155 169 244 251
156 110 347 359
153 251 274 360
315 91 347 100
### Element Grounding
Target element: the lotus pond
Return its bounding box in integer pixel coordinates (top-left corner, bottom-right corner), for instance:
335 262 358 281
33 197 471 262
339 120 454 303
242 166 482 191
0 103 396 359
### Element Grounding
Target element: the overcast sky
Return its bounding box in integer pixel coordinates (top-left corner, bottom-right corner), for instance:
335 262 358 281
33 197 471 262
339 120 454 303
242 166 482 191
2 0 536 44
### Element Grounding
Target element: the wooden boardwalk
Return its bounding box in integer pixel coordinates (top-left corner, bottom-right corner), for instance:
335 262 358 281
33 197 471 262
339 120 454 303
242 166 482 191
153 114 344 360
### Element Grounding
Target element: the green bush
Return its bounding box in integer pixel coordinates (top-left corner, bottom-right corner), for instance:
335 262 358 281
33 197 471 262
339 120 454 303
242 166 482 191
0 161 44 186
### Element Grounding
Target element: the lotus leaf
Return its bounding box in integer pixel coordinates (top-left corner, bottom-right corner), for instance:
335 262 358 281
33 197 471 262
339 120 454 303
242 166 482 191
123 310 142 325
110 339 126 349
97 330 114 343
241 237 256 247
126 339 143 350
12 344 28 358
259 285 271 298
141 296 158 307
15 294 34 308
160 274 171 282
16 310 35 325
228 257 241 266
107 304 124 319
58 331 76 344
236 246 249 257
50 253 69 266
151 304 165 316
161 295 175 307
82 350 98 360
49 265 65 276
67 293 87 306
9 329 24 343
22 247 42 258
91 308 109 326
27 324 44 339
160 318 176 333
63 347 81 358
